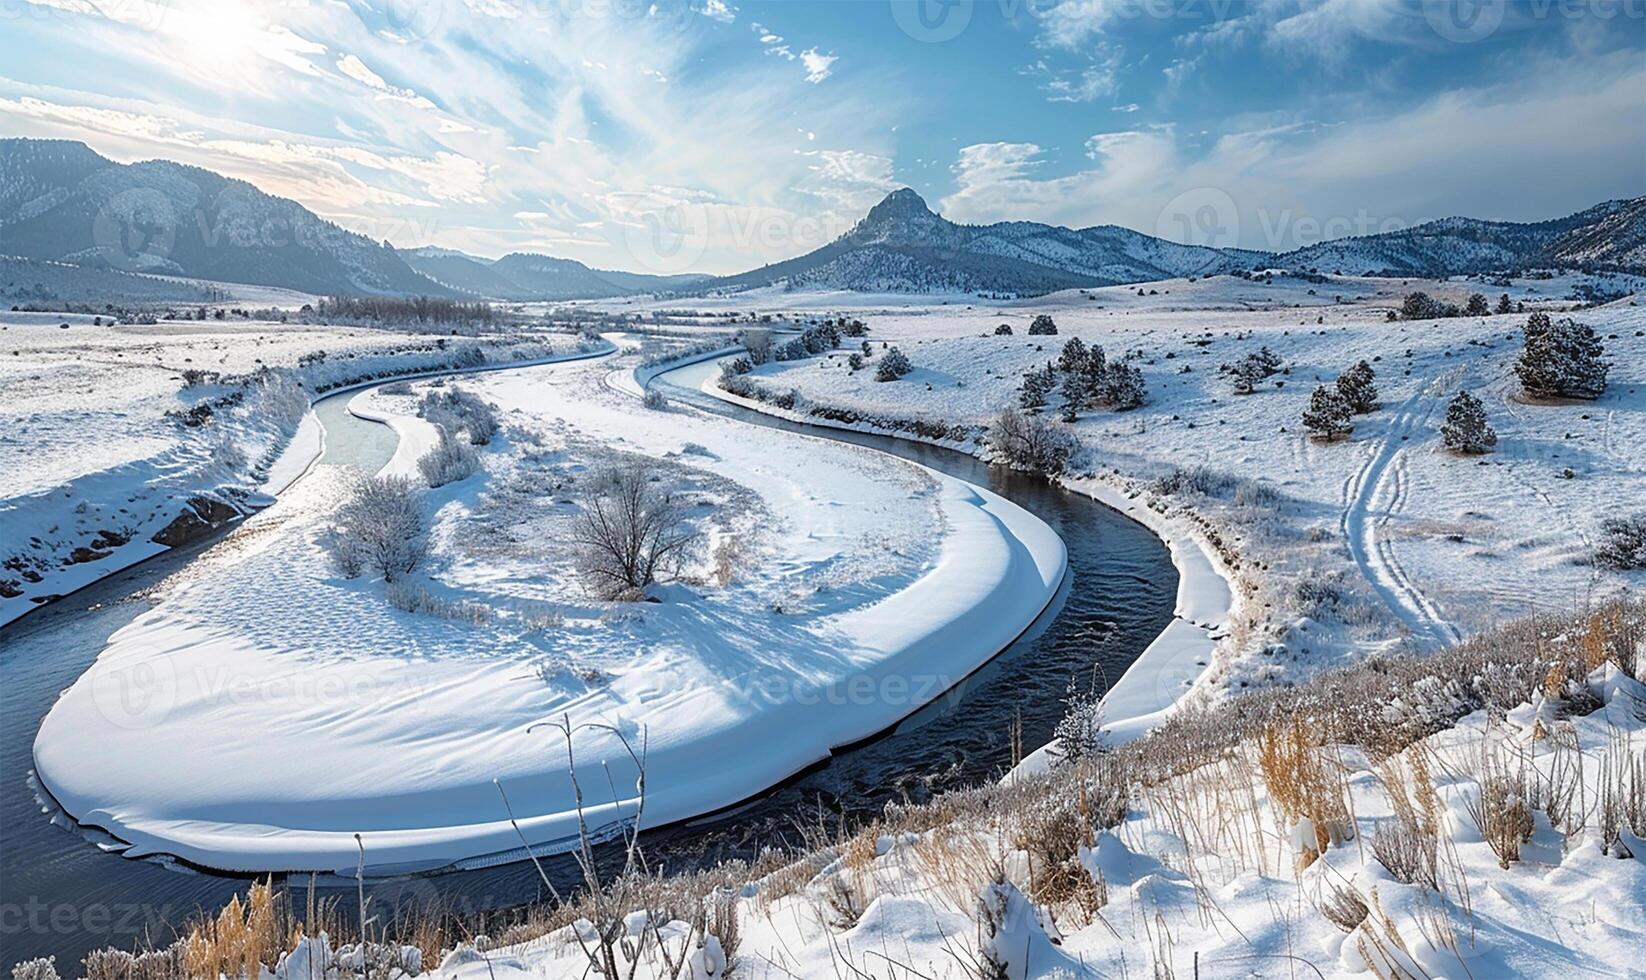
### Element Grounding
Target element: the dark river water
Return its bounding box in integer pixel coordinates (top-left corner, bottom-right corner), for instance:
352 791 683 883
0 358 1175 968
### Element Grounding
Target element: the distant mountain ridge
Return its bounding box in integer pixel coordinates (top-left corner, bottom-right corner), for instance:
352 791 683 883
694 188 1646 296
3 139 1641 301
0 138 701 301
1273 197 1646 278
401 247 706 301
699 188 1262 295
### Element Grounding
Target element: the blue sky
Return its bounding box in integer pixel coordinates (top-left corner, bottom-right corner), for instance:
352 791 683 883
2 0 1642 273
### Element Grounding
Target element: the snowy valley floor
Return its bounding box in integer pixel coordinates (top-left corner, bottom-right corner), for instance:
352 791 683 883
30 345 1064 873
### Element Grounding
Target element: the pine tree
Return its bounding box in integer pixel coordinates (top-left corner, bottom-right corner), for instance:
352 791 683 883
1302 384 1353 440
1080 344 1108 403
1058 369 1087 421
1057 336 1089 374
1440 390 1497 454
994 323 1013 336
1464 293 1490 316
1028 314 1058 336
1099 359 1146 410
874 346 913 382
1019 363 1055 409
1515 313 1609 399
1495 293 1513 315
1336 360 1378 413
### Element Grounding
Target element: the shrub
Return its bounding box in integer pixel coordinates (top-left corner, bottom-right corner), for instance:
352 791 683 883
1595 513 1646 570
1027 313 1058 335
1440 390 1497 454
994 323 1013 336
740 328 774 365
643 388 669 411
418 428 481 487
419 387 498 445
874 347 913 382
988 408 1076 477
386 581 491 623
324 475 427 582
572 465 700 600
1515 312 1608 399
1302 384 1353 440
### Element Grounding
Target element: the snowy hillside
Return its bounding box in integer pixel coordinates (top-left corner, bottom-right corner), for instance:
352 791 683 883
0 139 443 296
1275 198 1646 277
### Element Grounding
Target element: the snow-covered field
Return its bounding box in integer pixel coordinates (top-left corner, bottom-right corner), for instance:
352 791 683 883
692 274 1645 702
0 314 588 625
31 346 1064 872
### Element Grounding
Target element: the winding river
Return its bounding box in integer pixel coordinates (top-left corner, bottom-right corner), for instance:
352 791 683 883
0 355 1174 968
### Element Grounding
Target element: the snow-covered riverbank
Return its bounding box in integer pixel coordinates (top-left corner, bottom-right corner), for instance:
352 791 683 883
31 350 1066 873
0 317 596 627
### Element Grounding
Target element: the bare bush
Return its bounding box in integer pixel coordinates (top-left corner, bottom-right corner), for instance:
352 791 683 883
324 475 427 582
417 429 481 487
419 387 498 445
386 581 491 624
572 464 700 599
988 408 1076 477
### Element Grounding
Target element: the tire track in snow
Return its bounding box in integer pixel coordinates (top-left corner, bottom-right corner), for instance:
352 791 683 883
1339 372 1462 649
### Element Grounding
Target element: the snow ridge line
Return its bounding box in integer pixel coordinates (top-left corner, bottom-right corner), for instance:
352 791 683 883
1339 372 1462 649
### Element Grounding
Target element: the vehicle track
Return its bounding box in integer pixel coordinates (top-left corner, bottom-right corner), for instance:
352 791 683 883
1339 371 1463 648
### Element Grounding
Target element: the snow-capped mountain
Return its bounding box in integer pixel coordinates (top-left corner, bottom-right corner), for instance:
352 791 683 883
1270 197 1646 277
0 138 442 296
700 188 1261 295
402 247 706 301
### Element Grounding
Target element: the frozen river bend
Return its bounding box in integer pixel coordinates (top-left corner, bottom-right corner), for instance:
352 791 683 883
32 352 1065 874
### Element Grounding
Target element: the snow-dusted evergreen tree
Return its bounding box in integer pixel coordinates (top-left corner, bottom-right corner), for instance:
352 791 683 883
1595 513 1646 570
1515 312 1609 399
1227 348 1282 395
1464 293 1490 316
1099 359 1146 410
1057 336 1089 374
874 346 913 382
1495 293 1513 315
1335 360 1378 413
1080 343 1108 400
1400 291 1460 320
1027 313 1058 336
1302 384 1353 440
1440 390 1497 454
1058 369 1086 421
994 323 1014 335
1018 363 1056 410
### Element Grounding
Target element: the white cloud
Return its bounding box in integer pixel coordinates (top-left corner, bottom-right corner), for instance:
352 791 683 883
939 52 1646 249
699 0 737 24
800 48 837 84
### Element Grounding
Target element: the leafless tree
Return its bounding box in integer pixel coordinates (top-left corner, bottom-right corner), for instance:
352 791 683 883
572 464 700 599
